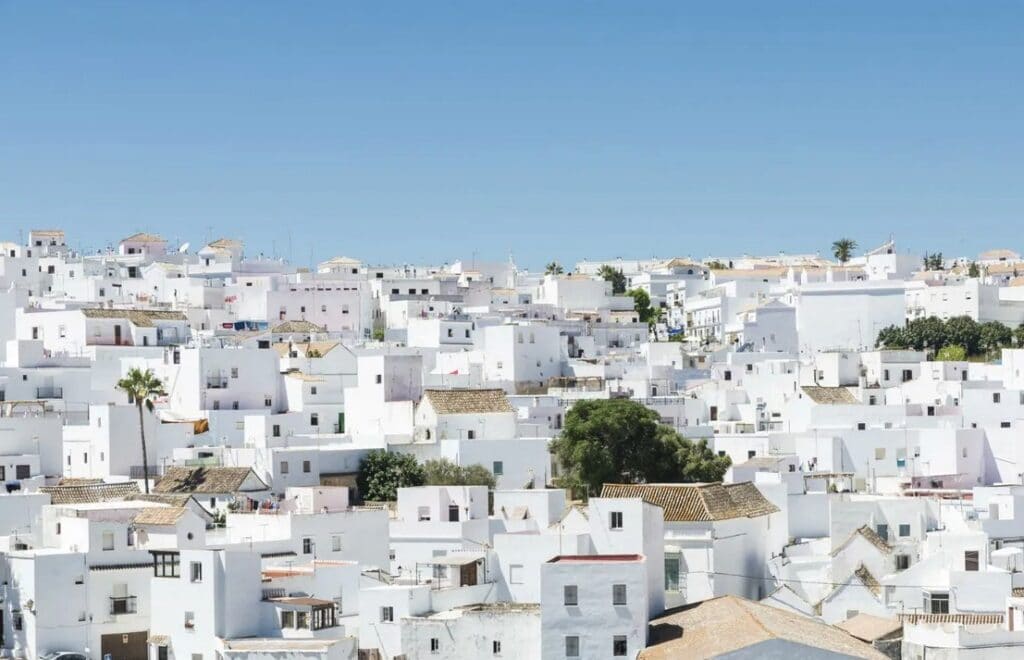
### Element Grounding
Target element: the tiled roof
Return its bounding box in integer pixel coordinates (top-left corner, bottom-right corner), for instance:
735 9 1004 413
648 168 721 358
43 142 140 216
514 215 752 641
836 614 902 642
154 466 266 494
853 564 881 596
57 477 104 486
272 320 326 334
132 506 188 526
832 525 893 556
423 388 515 415
81 308 187 327
1013 587 1024 598
600 482 779 522
641 595 887 659
41 481 140 504
272 341 341 358
802 386 859 405
122 232 166 243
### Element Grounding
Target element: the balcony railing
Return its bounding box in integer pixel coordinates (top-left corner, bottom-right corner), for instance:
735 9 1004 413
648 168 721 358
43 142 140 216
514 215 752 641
110 595 137 615
206 376 228 389
36 386 63 399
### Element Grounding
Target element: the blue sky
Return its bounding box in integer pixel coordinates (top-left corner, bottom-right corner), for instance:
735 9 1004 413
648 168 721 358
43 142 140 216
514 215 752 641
1 2 1021 268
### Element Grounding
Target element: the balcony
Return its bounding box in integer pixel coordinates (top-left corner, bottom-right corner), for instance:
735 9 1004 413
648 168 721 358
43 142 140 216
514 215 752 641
206 376 228 389
110 595 137 615
35 386 63 399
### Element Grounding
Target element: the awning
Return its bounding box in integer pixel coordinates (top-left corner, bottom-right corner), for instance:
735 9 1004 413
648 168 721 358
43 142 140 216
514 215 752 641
148 634 170 646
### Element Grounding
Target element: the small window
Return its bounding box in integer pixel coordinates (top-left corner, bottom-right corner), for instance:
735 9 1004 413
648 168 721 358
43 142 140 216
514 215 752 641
230 367 238 379
272 424 281 437
184 611 195 629
281 610 295 628
509 564 524 584
965 550 979 571
896 554 910 571
994 392 1002 403
380 606 394 622
874 448 886 460
311 413 319 426
303 460 311 473
857 422 867 430
190 561 203 582
280 461 289 474
612 583 627 605
609 511 623 530
613 635 628 657
899 524 910 537
493 640 502 655
302 537 313 554
467 430 476 439
430 638 440 653
565 636 580 658
564 585 578 606
492 461 504 476
876 524 889 540
102 531 115 551
925 592 950 614
331 535 342 552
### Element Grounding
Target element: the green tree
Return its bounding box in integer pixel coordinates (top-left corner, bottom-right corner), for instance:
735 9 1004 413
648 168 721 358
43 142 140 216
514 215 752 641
116 367 167 494
422 458 497 489
551 399 730 498
978 321 1013 356
944 316 982 356
627 288 657 325
371 328 385 341
357 450 425 501
936 345 967 361
705 260 727 270
1015 324 1024 348
968 262 981 278
544 261 564 275
832 238 857 265
876 324 908 349
598 265 628 295
905 316 947 352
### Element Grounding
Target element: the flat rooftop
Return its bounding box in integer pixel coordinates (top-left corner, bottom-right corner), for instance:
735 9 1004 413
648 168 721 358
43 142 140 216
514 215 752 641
548 554 643 563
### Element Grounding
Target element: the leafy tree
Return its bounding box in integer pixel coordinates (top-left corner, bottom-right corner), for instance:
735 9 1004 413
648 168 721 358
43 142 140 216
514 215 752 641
979 321 1013 356
598 265 628 295
667 332 686 343
357 450 425 501
832 238 857 265
935 345 967 361
371 328 385 341
1015 324 1024 349
705 260 727 270
422 458 496 489
906 316 947 352
116 367 166 494
544 261 564 275
875 324 908 349
551 399 730 498
922 252 945 271
627 288 657 325
944 316 982 356
968 262 981 278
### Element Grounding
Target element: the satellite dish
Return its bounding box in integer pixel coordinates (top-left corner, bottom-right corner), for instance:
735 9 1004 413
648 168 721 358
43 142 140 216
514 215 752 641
179 242 191 253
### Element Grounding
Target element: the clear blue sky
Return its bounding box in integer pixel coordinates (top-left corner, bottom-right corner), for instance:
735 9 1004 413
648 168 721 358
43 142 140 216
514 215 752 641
2 2 1021 268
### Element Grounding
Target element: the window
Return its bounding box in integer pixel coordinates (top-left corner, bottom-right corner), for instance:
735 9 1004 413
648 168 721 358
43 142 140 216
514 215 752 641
994 393 1001 403
15 464 30 480
331 535 342 552
612 584 627 605
509 564 524 584
430 638 440 653
492 461 503 476
265 396 272 407
311 413 319 426
184 611 195 629
565 636 580 657
876 524 888 541
493 640 502 655
896 554 910 571
899 524 910 537
965 550 979 571
102 531 115 551
272 424 281 437
874 448 886 460
467 430 475 439
375 374 382 384
281 610 295 628
231 367 238 379
610 511 623 530
280 461 289 474
127 528 134 546
303 460 311 473
564 585 578 606
613 636 628 656
190 561 203 582
153 551 180 578
380 606 394 622
857 422 867 430
302 537 313 554
665 552 681 591
418 506 431 521
311 386 318 395
925 592 950 614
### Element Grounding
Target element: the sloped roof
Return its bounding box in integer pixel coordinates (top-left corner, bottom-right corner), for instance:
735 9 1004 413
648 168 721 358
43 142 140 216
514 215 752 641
41 481 140 504
802 386 859 405
854 564 881 596
81 308 187 327
273 341 341 358
832 525 893 556
837 613 902 642
600 482 779 522
121 232 166 243
205 238 242 251
901 613 1003 626
641 596 887 659
979 249 1019 261
272 320 326 334
422 388 515 415
154 466 267 494
132 506 188 526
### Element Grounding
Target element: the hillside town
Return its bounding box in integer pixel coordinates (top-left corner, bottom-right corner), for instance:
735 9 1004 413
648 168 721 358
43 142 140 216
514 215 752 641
3 230 1024 659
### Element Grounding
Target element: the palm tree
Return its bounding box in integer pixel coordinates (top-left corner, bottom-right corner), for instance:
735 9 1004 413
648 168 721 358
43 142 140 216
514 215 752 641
116 367 166 493
544 261 564 275
832 238 857 266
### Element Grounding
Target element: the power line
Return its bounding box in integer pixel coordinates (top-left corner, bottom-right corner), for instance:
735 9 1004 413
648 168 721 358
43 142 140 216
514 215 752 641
688 570 949 591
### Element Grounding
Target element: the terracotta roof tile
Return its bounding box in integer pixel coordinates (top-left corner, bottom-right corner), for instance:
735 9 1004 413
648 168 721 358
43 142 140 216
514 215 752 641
132 506 188 526
802 386 859 405
423 389 515 415
154 466 266 494
600 482 778 522
41 481 140 504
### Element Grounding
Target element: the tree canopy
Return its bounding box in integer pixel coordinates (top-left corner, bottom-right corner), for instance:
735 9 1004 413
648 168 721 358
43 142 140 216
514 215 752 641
627 288 657 325
544 261 564 275
551 399 731 498
876 315 1021 359
423 458 496 489
357 450 425 501
598 265 628 295
832 238 857 265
